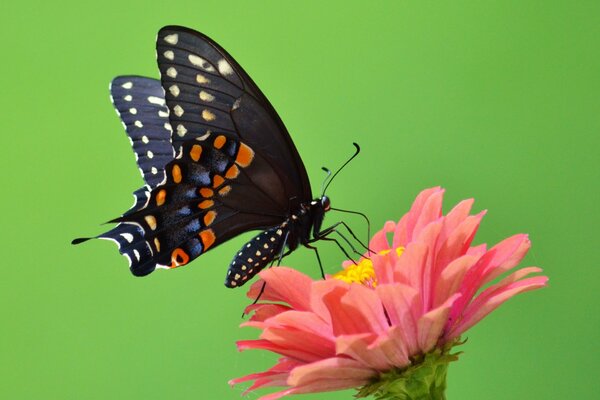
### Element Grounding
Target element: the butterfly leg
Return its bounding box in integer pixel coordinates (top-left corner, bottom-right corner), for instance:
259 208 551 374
320 221 372 255
316 223 363 260
304 243 325 279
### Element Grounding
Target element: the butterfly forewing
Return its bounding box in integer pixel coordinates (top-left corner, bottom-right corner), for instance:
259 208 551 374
156 26 311 204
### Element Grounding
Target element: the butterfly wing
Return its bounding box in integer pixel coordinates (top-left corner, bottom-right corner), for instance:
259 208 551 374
105 133 287 276
76 26 312 280
109 76 175 188
155 26 311 205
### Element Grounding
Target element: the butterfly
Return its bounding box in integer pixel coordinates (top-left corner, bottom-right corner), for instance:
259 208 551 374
74 25 361 288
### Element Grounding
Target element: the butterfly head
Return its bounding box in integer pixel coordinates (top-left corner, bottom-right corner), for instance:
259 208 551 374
320 195 331 212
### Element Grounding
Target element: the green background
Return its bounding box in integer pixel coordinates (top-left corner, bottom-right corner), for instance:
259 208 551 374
2 1 598 399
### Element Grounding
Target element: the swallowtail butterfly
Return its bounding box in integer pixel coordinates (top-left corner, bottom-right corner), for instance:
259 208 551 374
74 26 357 288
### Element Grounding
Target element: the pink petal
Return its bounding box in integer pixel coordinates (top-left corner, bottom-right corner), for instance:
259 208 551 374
252 358 373 399
342 283 389 334
412 221 443 310
245 304 291 322
288 357 374 388
322 283 388 336
375 283 419 356
368 220 396 252
236 339 326 363
468 243 487 256
310 279 348 323
413 189 444 238
447 275 548 339
393 187 442 247
249 268 314 311
481 235 531 285
336 333 392 370
440 198 474 241
261 326 335 360
229 358 300 388
448 234 530 323
267 310 333 339
393 241 429 290
433 212 485 280
433 255 479 308
372 252 397 285
417 293 461 352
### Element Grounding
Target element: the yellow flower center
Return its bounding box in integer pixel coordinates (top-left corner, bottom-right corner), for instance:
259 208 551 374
332 247 404 287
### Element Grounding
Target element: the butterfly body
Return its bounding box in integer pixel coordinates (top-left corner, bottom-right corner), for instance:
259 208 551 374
226 196 330 287
73 26 338 287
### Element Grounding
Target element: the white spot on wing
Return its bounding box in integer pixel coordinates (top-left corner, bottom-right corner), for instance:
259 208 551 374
133 249 141 261
142 135 149 144
124 95 132 101
129 108 137 115
148 96 165 106
166 67 177 78
122 82 133 89
196 132 210 141
188 54 215 72
134 120 143 128
199 91 214 102
151 167 158 174
169 85 180 97
177 124 187 137
164 50 174 60
217 59 233 75
158 110 169 117
147 151 154 159
120 233 134 243
173 105 184 117
164 33 178 44
164 122 172 132
196 74 209 84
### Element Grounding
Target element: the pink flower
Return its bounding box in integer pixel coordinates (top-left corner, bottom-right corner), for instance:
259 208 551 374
230 187 548 399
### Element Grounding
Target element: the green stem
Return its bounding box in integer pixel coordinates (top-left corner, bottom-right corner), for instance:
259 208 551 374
355 347 460 400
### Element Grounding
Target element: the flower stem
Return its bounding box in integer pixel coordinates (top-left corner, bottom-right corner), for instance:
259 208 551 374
355 347 460 400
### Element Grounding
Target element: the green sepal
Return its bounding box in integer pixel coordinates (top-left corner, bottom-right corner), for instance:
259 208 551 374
355 341 463 400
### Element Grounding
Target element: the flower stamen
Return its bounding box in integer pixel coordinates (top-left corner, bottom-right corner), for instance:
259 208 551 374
332 247 404 287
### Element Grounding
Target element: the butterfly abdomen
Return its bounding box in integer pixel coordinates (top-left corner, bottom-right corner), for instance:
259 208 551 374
225 226 287 287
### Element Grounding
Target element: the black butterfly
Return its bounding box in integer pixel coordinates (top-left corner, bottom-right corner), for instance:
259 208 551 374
74 26 360 288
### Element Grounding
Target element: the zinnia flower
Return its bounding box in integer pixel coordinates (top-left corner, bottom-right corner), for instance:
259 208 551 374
230 187 548 399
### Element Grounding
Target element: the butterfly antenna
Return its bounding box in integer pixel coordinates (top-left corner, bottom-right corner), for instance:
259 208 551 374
320 167 332 196
322 142 361 196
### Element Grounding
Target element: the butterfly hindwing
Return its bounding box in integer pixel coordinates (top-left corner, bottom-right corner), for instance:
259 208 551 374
103 133 285 276
110 76 175 187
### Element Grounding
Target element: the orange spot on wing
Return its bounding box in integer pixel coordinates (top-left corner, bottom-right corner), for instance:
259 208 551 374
154 238 161 252
225 165 239 179
156 189 166 206
198 200 214 209
172 164 182 183
213 135 226 149
199 188 213 198
218 185 231 196
199 229 216 251
203 210 217 226
170 248 189 268
212 175 224 188
236 143 254 167
190 144 202 162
